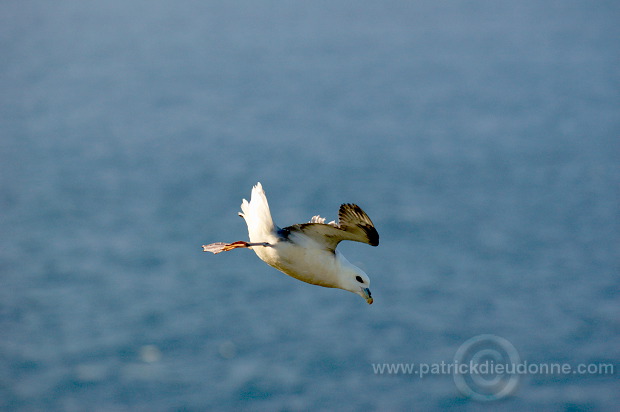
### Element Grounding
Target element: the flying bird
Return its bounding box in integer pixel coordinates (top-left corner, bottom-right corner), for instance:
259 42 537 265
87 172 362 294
202 183 379 304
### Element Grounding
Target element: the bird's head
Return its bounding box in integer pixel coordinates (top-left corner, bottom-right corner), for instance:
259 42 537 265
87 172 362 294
339 263 373 305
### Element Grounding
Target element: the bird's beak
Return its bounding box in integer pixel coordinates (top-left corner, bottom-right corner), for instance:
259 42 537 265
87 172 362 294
361 287 373 305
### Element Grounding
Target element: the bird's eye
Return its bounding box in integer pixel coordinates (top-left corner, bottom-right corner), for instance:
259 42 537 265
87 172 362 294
355 276 364 283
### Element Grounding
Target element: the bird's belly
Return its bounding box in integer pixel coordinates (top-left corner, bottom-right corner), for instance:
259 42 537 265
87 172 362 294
254 243 340 288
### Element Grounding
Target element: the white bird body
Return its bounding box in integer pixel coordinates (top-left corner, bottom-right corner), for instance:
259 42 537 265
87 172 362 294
203 183 379 304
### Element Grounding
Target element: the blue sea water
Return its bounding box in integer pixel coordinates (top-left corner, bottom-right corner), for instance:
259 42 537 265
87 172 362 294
1 1 618 410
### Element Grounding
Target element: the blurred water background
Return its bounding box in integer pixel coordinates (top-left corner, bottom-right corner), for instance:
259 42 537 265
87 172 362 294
1 1 618 410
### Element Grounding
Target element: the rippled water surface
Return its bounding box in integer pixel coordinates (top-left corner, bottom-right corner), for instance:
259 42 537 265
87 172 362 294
1 1 618 410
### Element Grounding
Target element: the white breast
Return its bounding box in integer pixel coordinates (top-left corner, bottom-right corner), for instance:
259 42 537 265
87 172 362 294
252 236 343 289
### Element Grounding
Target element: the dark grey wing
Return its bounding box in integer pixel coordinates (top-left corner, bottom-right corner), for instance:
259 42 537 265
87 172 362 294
282 203 379 252
283 223 346 252
337 203 379 246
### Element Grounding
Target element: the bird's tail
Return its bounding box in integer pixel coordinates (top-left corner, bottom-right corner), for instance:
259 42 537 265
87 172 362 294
239 182 276 242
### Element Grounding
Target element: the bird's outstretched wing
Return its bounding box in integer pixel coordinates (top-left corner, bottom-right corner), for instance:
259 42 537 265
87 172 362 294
283 204 379 252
